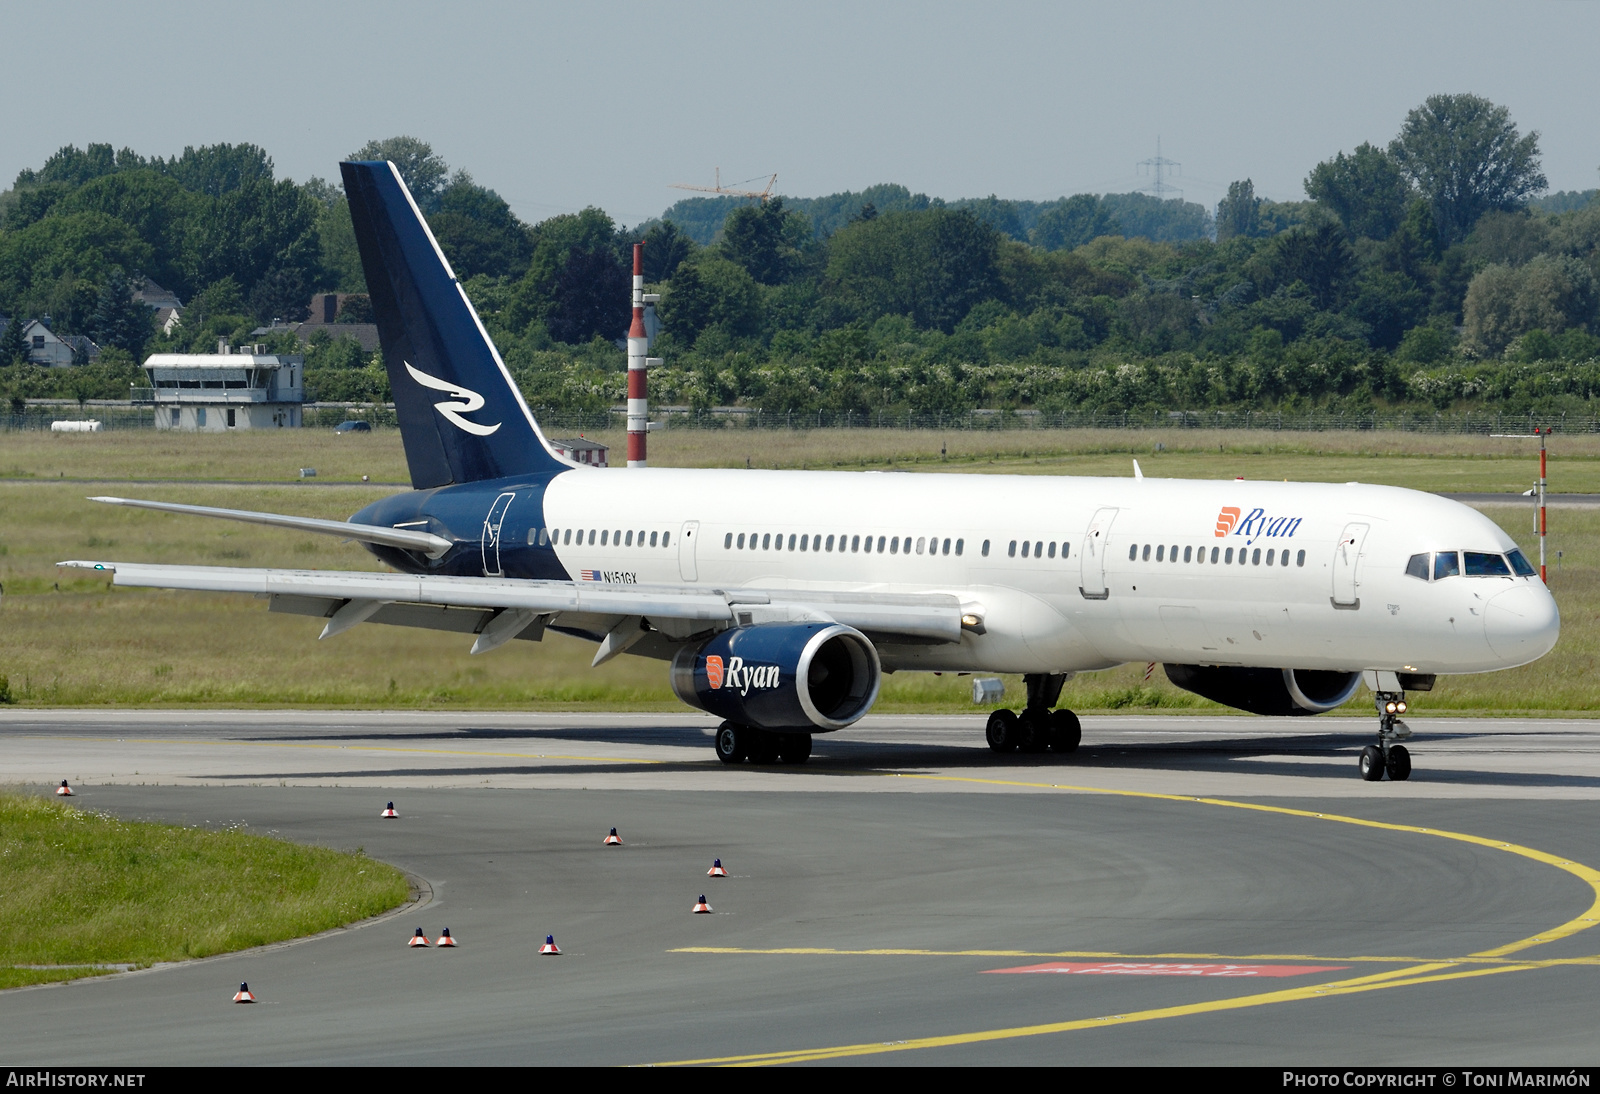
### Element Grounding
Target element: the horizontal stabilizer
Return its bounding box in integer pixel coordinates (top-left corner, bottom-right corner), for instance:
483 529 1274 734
88 496 454 559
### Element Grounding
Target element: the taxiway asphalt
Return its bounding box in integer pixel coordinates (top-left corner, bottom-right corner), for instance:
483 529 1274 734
3 710 1598 1066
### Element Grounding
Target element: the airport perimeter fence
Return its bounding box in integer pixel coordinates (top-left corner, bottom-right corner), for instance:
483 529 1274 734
2 402 1591 435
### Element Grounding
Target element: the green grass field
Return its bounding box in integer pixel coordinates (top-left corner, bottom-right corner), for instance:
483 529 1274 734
0 790 409 989
0 428 1591 714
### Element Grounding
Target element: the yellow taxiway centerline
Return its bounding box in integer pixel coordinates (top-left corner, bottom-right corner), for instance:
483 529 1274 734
649 771 1600 1066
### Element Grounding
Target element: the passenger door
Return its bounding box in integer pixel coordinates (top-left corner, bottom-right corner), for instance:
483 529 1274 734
481 492 515 577
1331 522 1368 608
1079 507 1119 599
678 520 700 581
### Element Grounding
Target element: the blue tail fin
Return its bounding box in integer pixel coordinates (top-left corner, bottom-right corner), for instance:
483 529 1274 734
340 160 569 488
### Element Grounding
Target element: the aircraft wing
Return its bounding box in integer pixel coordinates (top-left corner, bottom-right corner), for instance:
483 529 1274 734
58 561 964 661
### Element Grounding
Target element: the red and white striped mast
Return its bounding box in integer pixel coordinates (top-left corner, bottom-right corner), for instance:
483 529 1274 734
627 243 648 468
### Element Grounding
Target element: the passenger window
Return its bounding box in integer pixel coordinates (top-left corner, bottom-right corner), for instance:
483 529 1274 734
762 533 771 550
1128 544 1138 561
588 530 596 546
863 536 873 554
1031 541 1040 557
826 535 835 552
1022 541 1030 558
891 537 900 555
1434 551 1460 579
1142 544 1151 561
650 531 658 547
736 533 745 549
603 530 611 546
1224 547 1232 564
788 534 796 550
1405 553 1429 580
1169 544 1178 562
614 529 621 544
638 529 645 546
799 535 809 552
1210 547 1219 563
662 531 670 548
955 539 964 556
1047 542 1056 559
878 536 887 553
1507 549 1536 576
1465 551 1511 577
944 539 952 556
1183 546 1192 563
625 530 633 547
564 529 572 545
1251 548 1261 565
982 540 990 557
1062 542 1070 558
1007 540 1015 558
851 535 860 552
1296 549 1304 567
1156 545 1164 561
1265 549 1274 566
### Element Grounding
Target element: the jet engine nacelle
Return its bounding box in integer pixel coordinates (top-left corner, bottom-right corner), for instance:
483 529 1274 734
670 623 882 731
1163 664 1363 716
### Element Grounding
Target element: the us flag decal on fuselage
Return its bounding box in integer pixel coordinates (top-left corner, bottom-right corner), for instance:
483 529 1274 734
580 570 638 584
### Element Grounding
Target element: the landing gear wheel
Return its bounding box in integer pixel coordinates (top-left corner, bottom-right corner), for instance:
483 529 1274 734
778 733 813 764
1359 745 1385 782
1016 710 1051 753
1385 744 1411 781
985 709 1019 753
1049 709 1082 753
715 722 748 764
746 730 781 765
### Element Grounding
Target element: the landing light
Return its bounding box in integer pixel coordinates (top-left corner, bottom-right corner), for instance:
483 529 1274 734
1397 700 1407 714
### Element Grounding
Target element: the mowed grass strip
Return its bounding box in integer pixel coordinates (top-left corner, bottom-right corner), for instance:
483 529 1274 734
0 791 409 989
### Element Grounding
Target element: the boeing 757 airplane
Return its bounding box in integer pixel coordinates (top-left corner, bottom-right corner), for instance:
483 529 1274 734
64 161 1560 781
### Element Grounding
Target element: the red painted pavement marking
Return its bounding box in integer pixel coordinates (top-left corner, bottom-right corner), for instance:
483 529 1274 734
984 962 1348 978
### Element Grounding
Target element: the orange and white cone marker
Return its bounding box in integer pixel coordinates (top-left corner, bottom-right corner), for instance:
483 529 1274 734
693 895 712 914
408 928 430 948
437 928 456 947
381 802 398 818
539 934 561 955
708 858 727 878
603 827 622 846
56 780 73 797
233 982 256 1003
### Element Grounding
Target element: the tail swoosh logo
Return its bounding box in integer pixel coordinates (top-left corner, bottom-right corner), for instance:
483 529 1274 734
404 362 501 437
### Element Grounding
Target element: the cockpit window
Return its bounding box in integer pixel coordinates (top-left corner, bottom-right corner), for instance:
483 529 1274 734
1405 553 1429 580
1464 551 1511 577
1507 549 1537 577
1433 551 1460 580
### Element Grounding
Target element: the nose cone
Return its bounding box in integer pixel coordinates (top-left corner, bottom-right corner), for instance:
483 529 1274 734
1484 584 1560 664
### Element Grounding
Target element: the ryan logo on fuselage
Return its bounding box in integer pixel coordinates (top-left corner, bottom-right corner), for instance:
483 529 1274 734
705 655 780 696
1215 506 1302 545
404 362 501 437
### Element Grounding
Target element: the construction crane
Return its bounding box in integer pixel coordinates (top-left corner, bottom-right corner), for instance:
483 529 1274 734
670 168 778 202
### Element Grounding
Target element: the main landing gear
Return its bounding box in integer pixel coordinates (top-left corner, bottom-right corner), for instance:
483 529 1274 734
714 721 812 765
1359 692 1412 782
985 673 1082 757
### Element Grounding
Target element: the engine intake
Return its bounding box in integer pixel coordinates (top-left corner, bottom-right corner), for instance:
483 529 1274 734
1163 664 1362 716
671 623 881 731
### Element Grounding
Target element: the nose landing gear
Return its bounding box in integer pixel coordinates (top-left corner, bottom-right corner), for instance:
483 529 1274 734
1360 691 1413 781
985 673 1081 756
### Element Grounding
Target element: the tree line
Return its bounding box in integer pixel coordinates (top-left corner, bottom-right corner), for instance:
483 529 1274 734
2 96 1598 419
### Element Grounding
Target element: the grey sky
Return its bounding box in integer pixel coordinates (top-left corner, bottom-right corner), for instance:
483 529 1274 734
9 1 1598 227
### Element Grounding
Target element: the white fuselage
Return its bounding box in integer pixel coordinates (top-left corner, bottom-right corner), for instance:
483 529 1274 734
540 468 1559 678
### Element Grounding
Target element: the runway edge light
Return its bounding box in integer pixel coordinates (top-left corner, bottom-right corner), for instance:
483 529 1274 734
233 982 255 1003
409 928 430 948
540 934 561 955
693 895 712 914
708 859 727 878
437 928 456 947
382 801 398 818
603 827 622 845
